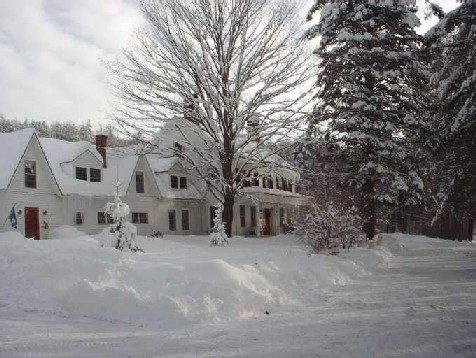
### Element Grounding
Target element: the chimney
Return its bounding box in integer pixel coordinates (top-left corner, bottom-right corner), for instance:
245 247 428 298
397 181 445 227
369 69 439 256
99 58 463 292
95 134 108 168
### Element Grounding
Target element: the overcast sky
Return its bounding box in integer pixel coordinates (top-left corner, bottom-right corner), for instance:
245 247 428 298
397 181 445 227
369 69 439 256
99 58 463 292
0 0 460 128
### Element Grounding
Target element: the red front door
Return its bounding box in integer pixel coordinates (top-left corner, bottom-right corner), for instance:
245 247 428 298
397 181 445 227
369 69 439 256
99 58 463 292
25 207 40 240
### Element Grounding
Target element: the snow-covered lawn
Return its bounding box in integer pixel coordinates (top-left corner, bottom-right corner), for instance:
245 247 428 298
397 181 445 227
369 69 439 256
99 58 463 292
0 229 475 357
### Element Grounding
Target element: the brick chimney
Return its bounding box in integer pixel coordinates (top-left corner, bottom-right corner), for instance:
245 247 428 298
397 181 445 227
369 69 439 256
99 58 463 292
95 134 108 168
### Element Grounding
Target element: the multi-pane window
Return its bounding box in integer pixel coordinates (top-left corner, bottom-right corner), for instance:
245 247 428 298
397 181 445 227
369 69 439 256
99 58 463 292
250 206 257 227
132 212 148 224
171 175 187 189
182 209 190 231
210 206 215 228
171 175 179 189
136 171 144 193
24 160 37 188
75 167 87 181
179 177 187 189
75 212 84 225
97 212 113 224
240 205 246 227
168 210 176 231
90 168 101 182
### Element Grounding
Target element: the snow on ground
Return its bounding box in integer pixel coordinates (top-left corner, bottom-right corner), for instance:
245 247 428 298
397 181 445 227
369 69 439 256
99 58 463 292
0 230 475 357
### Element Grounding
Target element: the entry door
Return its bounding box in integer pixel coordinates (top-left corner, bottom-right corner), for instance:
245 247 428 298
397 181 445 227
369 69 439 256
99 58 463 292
25 207 40 240
263 208 272 235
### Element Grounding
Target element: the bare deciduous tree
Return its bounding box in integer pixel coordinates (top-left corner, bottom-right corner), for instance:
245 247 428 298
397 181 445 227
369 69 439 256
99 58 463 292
110 0 314 236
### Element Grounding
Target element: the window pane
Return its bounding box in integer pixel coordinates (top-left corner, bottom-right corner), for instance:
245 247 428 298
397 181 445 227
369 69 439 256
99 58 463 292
24 160 37 188
136 172 144 193
89 168 101 182
171 175 178 189
98 212 105 224
132 212 139 224
240 205 246 227
139 213 148 224
182 210 189 231
250 206 257 227
168 210 176 231
75 167 87 181
179 177 187 189
75 212 83 225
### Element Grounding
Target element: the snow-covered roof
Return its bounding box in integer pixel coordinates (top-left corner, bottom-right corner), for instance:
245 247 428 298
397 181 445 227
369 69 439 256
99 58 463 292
40 138 139 196
153 172 204 200
0 128 36 189
145 155 178 173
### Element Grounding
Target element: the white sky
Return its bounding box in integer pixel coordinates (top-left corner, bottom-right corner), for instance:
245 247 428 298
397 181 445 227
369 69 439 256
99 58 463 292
0 0 460 128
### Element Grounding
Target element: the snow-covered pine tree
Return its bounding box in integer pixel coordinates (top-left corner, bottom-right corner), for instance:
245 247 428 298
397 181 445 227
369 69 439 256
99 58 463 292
306 0 431 239
426 1 476 237
104 183 142 252
210 204 229 247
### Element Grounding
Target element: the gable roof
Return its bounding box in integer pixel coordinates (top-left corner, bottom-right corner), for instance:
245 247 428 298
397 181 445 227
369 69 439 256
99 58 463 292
40 138 139 196
0 128 36 189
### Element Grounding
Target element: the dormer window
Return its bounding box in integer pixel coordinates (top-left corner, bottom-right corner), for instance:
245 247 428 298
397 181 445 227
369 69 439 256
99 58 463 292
90 168 101 182
171 175 178 189
171 175 187 189
174 142 183 152
24 160 37 188
180 176 187 189
75 167 87 181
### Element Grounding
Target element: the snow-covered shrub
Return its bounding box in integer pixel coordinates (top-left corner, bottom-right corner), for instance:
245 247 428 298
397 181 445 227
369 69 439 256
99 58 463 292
209 204 229 247
102 192 142 252
295 202 364 254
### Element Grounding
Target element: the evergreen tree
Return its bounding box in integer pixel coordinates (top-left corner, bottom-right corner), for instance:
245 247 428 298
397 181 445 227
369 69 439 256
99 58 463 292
307 0 431 239
427 2 476 231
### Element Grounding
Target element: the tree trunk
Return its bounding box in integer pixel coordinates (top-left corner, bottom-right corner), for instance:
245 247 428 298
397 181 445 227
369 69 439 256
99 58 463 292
362 178 376 240
223 188 235 238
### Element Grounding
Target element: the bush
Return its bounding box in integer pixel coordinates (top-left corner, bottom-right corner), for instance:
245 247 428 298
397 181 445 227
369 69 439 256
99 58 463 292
295 202 365 253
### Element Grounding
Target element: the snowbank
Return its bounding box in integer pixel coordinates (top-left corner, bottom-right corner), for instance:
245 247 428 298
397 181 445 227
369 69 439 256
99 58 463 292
0 230 391 328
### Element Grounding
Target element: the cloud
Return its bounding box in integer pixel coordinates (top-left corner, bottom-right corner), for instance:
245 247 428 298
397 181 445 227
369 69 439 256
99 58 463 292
0 0 143 127
0 0 462 128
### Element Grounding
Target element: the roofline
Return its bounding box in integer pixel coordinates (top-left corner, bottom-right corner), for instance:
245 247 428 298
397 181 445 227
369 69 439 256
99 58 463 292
6 131 63 195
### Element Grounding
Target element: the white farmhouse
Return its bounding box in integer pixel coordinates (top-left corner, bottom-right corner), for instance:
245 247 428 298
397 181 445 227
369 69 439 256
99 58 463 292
0 128 309 239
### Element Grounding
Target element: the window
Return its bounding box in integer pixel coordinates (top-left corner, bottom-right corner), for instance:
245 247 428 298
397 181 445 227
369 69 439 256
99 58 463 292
171 175 187 189
210 206 216 228
280 208 285 226
24 160 37 188
250 206 257 227
252 173 259 186
240 205 246 227
268 177 274 189
168 210 176 231
97 212 113 225
174 142 183 152
132 212 148 224
136 171 144 193
75 212 84 225
171 175 178 189
182 209 189 231
90 168 101 182
179 176 187 189
276 176 282 190
180 177 187 189
75 167 87 181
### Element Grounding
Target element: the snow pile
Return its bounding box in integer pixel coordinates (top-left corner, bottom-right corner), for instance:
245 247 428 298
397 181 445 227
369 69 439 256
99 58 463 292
0 230 391 328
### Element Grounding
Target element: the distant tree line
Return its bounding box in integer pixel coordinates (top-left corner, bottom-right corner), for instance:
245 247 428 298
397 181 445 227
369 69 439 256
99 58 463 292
0 113 135 147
